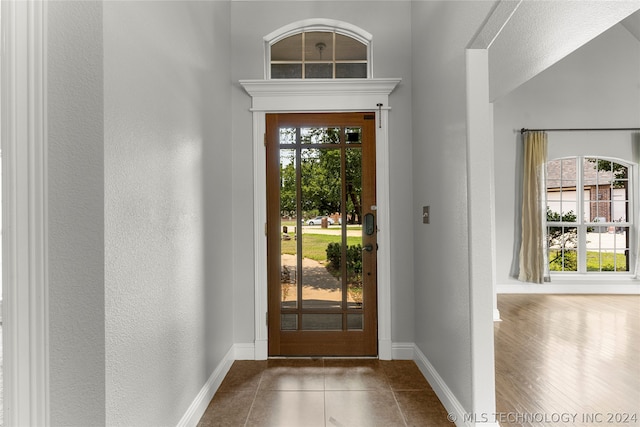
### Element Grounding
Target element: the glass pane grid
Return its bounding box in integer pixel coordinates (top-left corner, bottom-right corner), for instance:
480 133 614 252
280 148 298 311
347 314 363 330
277 124 370 332
548 226 578 272
281 314 298 331
590 226 630 272
305 63 333 79
271 33 303 61
302 314 342 331
547 157 633 274
304 32 334 61
271 64 302 79
300 127 340 144
335 34 367 61
271 31 368 79
279 128 296 145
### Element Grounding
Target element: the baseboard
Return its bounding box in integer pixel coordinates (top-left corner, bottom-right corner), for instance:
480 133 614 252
497 282 640 294
493 308 501 322
234 342 255 360
412 346 470 427
176 345 235 427
391 342 415 360
413 346 499 427
255 339 268 360
379 338 393 360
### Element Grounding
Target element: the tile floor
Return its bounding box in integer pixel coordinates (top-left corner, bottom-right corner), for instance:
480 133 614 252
197 359 451 427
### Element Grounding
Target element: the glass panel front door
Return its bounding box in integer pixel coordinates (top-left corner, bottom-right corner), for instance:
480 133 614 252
267 113 377 356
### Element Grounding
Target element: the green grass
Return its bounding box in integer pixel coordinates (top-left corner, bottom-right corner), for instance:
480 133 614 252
586 251 628 272
281 233 362 262
549 250 628 272
280 219 362 230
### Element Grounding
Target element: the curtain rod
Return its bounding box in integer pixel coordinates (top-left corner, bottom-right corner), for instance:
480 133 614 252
520 127 640 134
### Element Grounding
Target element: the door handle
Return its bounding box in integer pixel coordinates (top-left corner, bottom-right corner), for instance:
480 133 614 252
363 244 378 252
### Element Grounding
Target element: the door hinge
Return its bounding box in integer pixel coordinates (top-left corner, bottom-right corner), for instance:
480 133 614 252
264 133 267 147
266 312 269 327
265 222 267 236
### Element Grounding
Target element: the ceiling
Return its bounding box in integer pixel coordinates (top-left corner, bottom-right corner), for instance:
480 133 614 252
478 1 640 101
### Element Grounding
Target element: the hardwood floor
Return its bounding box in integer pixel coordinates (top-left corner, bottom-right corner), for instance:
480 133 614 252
495 295 640 427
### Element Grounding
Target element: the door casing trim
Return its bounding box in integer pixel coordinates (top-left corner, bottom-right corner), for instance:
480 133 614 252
1 0 50 424
240 78 401 360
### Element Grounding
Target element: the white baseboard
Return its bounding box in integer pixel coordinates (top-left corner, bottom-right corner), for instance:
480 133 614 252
413 345 499 427
379 338 393 360
234 343 255 360
176 345 235 427
391 342 415 360
255 339 268 360
497 282 640 294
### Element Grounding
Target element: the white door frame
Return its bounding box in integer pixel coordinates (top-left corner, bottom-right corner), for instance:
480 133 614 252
240 78 400 360
1 0 50 424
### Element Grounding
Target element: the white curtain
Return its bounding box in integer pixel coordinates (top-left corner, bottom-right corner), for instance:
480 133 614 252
518 131 549 283
633 132 640 279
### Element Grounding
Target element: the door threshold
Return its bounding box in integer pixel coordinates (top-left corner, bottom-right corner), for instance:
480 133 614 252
268 356 379 360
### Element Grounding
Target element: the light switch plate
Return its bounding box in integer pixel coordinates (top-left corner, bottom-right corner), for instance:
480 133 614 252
423 206 430 224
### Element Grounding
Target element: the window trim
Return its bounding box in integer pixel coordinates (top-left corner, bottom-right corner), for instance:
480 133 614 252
546 155 637 276
263 19 373 80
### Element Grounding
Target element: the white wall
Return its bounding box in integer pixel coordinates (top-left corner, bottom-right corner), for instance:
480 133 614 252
494 23 640 285
229 1 416 345
104 1 233 425
47 2 105 425
411 0 495 412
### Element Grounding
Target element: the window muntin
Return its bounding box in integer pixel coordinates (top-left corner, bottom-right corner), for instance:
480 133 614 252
270 31 368 79
546 157 633 273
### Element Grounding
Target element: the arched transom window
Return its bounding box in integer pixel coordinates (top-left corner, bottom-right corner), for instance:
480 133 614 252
265 20 372 80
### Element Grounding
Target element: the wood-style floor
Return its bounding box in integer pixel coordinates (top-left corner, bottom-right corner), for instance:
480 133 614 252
495 294 640 427
197 359 451 427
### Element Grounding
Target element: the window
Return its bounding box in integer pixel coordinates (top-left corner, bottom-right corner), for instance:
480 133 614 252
546 157 634 273
265 20 372 80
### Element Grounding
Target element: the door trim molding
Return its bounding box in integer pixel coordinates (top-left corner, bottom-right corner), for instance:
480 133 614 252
1 0 50 424
240 78 401 360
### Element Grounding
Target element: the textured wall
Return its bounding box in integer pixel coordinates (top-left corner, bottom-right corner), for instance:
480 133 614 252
229 1 415 345
47 2 106 425
411 0 495 413
494 23 640 285
104 1 233 425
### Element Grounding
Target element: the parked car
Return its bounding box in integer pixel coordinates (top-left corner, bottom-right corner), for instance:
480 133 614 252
307 216 334 226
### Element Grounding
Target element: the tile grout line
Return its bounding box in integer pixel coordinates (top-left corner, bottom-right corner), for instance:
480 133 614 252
381 362 410 427
243 363 266 427
390 389 410 427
